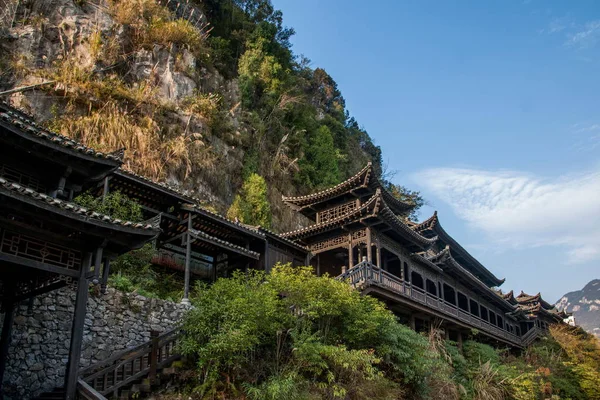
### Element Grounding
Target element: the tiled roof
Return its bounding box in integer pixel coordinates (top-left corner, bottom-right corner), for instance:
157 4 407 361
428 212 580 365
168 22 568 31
188 229 260 260
282 190 436 249
282 162 412 215
114 169 199 203
0 176 159 233
428 245 516 311
0 102 124 163
240 224 310 253
181 203 266 240
412 211 505 287
282 163 372 208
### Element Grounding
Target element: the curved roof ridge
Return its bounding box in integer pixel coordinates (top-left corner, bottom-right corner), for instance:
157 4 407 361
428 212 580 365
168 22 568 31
0 176 159 233
282 162 373 206
281 189 382 238
414 212 505 287
413 210 439 232
373 192 437 247
434 245 516 310
0 102 124 164
281 162 413 215
115 168 199 203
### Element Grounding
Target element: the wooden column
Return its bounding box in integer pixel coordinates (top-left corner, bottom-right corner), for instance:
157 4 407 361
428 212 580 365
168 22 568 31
347 234 354 267
100 258 111 294
375 243 381 268
365 228 372 263
182 215 192 304
93 247 103 284
409 314 416 330
457 331 463 350
264 241 270 271
0 284 15 395
65 252 92 400
101 176 110 201
316 255 321 276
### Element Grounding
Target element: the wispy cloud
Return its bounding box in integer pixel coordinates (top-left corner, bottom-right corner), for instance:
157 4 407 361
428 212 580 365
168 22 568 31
540 16 600 51
413 167 600 264
571 123 600 152
566 20 600 48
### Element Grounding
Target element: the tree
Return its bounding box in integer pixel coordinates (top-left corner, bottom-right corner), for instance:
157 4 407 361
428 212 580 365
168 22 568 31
385 183 425 221
298 125 341 189
227 173 272 228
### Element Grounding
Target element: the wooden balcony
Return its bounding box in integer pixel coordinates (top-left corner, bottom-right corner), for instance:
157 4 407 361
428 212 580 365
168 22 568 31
338 261 523 347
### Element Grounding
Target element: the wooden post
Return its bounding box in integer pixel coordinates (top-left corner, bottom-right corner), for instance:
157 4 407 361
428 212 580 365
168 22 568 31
366 228 372 263
182 215 192 304
409 315 416 330
101 176 110 201
149 330 159 384
457 331 463 350
0 285 15 395
93 247 103 284
245 242 250 273
264 241 270 271
101 258 111 294
375 243 381 268
316 254 320 276
65 252 92 400
348 234 354 267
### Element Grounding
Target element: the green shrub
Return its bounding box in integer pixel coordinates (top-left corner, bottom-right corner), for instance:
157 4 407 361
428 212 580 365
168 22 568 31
180 264 413 399
227 173 272 228
74 191 143 222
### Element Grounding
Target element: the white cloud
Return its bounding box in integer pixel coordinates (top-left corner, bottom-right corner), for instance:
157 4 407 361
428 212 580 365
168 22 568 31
413 167 600 264
566 20 600 48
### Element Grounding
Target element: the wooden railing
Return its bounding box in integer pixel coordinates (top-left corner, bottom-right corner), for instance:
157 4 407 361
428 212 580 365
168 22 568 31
521 326 542 347
77 379 107 400
77 328 181 398
339 262 523 346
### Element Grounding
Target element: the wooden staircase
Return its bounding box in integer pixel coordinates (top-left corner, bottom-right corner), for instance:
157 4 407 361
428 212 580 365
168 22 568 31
75 328 183 400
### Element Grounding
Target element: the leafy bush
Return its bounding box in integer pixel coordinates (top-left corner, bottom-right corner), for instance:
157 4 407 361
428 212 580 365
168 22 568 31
74 190 143 222
109 244 184 301
180 264 429 399
227 173 272 228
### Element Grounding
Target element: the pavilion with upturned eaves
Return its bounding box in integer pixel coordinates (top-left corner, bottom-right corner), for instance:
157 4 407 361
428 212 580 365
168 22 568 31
282 162 570 348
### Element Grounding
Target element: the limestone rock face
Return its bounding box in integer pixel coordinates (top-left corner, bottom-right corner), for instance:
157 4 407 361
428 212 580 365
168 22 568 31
556 279 600 337
1 0 311 232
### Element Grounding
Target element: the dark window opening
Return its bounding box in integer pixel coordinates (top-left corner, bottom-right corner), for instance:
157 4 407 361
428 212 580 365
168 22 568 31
443 283 456 305
403 262 410 282
497 316 504 329
457 292 469 311
426 279 437 296
469 299 479 317
489 311 497 326
411 271 424 290
480 306 489 321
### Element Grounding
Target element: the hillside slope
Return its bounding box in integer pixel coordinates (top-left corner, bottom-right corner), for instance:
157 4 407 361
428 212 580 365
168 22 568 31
0 0 421 232
556 279 600 337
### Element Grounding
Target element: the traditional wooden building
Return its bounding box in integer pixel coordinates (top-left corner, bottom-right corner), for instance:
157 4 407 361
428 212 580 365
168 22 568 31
98 168 308 303
0 102 161 399
281 162 566 348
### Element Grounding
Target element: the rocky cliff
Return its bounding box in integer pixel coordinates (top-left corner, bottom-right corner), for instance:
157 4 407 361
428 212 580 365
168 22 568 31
0 0 404 232
556 279 600 337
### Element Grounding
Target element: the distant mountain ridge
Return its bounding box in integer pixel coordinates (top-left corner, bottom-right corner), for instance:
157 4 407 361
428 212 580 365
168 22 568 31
556 279 600 337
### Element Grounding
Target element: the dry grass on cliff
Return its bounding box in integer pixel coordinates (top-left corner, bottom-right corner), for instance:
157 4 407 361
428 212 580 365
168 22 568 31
109 0 206 51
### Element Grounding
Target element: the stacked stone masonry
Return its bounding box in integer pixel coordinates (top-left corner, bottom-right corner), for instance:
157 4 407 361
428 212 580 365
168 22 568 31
0 286 189 399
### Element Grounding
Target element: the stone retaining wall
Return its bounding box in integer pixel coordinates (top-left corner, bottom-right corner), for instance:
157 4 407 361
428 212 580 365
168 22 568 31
1 286 189 399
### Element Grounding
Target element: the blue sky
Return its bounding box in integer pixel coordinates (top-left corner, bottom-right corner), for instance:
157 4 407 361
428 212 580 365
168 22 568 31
273 0 600 302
